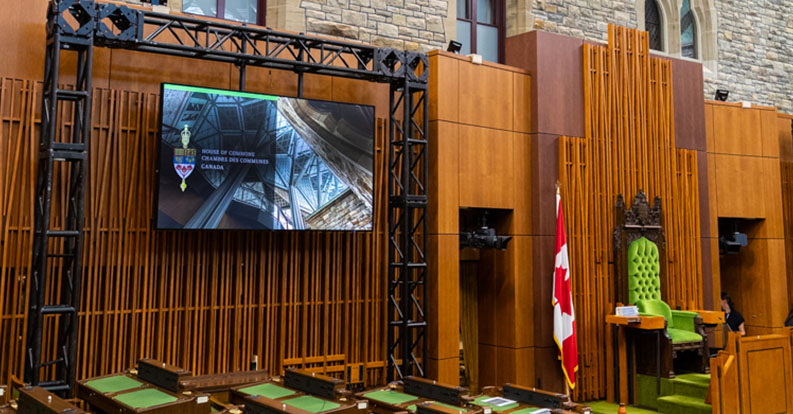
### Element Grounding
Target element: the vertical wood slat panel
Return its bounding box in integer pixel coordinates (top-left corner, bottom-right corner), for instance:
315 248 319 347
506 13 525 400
0 78 391 388
560 25 703 401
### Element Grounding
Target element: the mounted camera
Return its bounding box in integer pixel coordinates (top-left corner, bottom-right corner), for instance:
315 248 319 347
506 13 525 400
718 218 749 255
459 210 512 250
719 232 747 255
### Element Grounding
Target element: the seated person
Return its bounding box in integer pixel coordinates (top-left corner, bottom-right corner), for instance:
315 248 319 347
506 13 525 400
785 305 793 327
721 293 746 336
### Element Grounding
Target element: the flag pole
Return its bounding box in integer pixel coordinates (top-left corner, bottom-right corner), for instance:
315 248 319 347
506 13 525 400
557 179 566 398
555 178 574 399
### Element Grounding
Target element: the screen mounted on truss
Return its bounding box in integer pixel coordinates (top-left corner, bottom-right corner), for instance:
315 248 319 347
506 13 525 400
156 83 375 231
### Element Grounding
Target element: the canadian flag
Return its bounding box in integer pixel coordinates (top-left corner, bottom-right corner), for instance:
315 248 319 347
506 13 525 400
553 190 578 390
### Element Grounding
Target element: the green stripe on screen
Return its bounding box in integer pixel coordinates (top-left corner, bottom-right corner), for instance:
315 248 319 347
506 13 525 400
164 84 279 101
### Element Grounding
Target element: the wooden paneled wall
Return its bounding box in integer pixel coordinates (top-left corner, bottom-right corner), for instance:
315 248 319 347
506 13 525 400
710 331 793 413
558 25 702 401
705 102 788 333
0 77 391 388
426 50 533 387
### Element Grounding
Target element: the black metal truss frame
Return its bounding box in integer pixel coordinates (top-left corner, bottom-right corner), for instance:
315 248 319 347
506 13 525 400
386 78 428 381
29 0 429 395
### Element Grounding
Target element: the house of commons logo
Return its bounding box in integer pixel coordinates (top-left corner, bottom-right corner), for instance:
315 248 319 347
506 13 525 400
173 124 196 192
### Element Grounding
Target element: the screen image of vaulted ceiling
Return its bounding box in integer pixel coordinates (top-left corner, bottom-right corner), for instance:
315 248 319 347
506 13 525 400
159 87 374 230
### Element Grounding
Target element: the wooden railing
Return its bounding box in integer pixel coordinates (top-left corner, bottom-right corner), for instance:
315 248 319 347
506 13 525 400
710 330 793 413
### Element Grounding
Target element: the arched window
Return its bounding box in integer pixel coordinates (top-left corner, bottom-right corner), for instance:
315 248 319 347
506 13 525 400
680 0 697 58
645 0 663 51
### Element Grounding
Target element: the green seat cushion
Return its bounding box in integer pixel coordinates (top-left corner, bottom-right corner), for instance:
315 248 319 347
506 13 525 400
471 396 520 412
113 388 178 409
667 328 703 344
363 390 419 405
239 383 296 400
283 395 341 413
84 375 143 394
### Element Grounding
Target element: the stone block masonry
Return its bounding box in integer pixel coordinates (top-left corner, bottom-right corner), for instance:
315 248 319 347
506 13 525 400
528 0 637 44
704 1 793 114
98 0 793 114
527 0 793 114
301 0 449 52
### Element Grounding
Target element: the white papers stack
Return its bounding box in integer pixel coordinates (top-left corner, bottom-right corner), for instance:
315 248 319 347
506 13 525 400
615 305 639 317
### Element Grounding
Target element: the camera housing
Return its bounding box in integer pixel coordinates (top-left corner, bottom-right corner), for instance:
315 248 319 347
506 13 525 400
459 209 512 251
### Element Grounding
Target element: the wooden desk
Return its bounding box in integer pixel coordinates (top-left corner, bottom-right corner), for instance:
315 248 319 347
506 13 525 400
605 315 665 329
605 315 665 405
18 386 87 414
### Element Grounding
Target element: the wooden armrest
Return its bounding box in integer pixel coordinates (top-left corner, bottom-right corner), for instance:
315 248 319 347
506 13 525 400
690 310 725 324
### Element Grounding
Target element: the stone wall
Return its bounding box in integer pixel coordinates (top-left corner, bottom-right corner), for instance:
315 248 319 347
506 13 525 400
93 0 793 113
521 0 793 114
300 0 449 51
527 0 636 43
705 1 793 113
119 0 450 52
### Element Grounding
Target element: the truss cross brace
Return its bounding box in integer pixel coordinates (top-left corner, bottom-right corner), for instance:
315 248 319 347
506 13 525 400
29 0 429 395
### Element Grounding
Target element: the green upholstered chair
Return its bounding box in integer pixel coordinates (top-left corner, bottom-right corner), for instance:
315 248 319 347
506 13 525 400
628 237 703 344
626 236 708 377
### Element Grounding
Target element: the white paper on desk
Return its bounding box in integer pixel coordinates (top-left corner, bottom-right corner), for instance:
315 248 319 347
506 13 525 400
481 397 516 407
615 305 639 317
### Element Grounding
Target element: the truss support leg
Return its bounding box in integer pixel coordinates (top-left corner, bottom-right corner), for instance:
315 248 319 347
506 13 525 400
387 69 428 381
25 0 94 397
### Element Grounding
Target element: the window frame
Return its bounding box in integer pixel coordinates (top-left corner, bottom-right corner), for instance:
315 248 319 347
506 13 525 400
680 0 698 59
456 0 505 63
182 0 267 26
645 0 663 52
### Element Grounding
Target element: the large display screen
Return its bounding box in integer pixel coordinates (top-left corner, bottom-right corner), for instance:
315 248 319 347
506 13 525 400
155 83 375 230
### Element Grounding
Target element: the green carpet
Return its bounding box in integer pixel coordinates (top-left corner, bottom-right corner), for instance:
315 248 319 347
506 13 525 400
635 375 674 410
656 374 710 414
632 372 711 414
656 395 710 414
667 374 709 399
586 401 657 414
